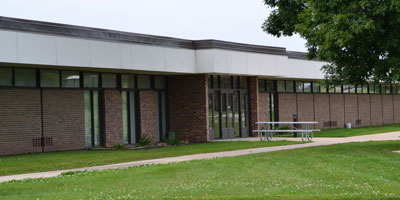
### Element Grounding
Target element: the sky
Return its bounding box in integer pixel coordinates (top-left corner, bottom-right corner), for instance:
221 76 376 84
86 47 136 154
0 0 307 52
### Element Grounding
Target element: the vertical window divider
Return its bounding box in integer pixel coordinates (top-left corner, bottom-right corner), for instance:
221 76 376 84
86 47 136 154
11 68 15 86
36 69 40 88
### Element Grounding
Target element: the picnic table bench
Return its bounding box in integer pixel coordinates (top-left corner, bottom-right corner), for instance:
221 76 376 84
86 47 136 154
253 121 320 141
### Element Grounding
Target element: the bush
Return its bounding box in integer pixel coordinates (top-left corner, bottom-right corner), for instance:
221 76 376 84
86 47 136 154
164 132 183 146
114 144 125 149
138 135 152 147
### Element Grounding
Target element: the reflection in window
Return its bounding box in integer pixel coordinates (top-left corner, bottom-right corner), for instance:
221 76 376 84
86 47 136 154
304 82 311 93
335 85 342 93
137 75 150 89
0 68 12 86
277 80 285 92
62 71 80 88
320 84 327 93
296 81 303 93
258 80 265 92
41 70 60 88
102 73 117 88
84 72 99 88
286 81 294 92
266 80 274 92
15 68 36 87
312 82 320 93
155 76 166 89
121 74 135 89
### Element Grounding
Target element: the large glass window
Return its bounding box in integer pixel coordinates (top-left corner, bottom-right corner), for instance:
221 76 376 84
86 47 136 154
328 85 335 93
221 77 232 89
277 80 285 92
296 81 303 92
363 84 369 93
335 85 342 93
385 85 391 94
240 77 248 89
122 91 137 144
320 84 327 93
349 85 356 93
121 74 135 89
258 80 265 92
137 75 150 89
15 68 36 87
0 68 12 86
62 71 80 88
312 82 320 93
84 90 101 148
375 84 381 94
304 82 311 93
156 91 167 142
266 80 274 92
286 81 294 92
40 69 60 88
102 73 117 88
155 76 166 89
84 72 99 88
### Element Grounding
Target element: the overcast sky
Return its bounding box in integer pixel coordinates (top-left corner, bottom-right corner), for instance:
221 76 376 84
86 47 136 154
0 0 307 52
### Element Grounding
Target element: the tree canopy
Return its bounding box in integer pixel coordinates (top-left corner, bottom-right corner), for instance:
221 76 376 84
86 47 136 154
263 0 400 85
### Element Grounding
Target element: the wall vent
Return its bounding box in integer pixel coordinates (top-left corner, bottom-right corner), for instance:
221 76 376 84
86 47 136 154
33 137 53 147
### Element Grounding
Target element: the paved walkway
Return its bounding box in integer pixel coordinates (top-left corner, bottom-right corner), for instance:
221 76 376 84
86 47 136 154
1 132 399 183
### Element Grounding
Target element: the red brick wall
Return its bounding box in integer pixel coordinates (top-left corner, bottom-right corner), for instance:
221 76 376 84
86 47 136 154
344 94 358 127
249 77 258 135
103 90 124 147
313 94 330 129
168 74 208 143
138 90 158 143
0 89 42 156
330 94 345 128
382 95 394 124
297 94 315 129
258 92 269 125
278 93 297 123
370 95 383 125
358 94 371 126
394 95 400 124
42 89 85 152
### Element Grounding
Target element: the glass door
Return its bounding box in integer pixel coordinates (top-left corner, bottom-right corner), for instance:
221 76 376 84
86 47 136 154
122 91 137 145
84 90 102 148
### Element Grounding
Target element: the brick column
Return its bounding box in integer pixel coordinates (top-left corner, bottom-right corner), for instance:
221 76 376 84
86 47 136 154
103 90 124 147
249 76 259 136
168 74 209 143
138 90 158 143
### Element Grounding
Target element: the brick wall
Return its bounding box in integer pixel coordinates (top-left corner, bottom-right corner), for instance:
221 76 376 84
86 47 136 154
0 89 42 156
382 95 394 124
248 77 258 136
297 94 315 129
370 95 383 125
278 93 297 123
358 94 371 126
168 74 208 143
103 90 124 147
313 94 330 129
258 92 269 125
138 90 158 143
42 89 85 152
394 95 400 123
329 94 345 128
344 94 358 127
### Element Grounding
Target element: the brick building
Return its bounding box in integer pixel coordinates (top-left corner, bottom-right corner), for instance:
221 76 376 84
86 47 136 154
0 17 399 155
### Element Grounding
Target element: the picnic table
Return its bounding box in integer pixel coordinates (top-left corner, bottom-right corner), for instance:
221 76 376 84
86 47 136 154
253 121 320 141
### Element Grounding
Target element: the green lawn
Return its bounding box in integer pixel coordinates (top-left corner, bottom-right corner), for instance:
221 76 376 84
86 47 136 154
0 141 298 176
314 123 400 137
1 141 400 199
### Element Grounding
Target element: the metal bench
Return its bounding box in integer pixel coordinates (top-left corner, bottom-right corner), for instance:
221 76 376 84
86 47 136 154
254 121 320 141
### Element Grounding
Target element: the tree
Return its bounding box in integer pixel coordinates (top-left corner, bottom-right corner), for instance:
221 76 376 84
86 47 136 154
263 0 400 85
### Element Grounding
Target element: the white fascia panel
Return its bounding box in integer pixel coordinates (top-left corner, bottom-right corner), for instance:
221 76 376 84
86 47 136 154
165 47 196 73
120 43 132 69
213 49 228 73
195 49 215 73
17 32 57 65
90 40 121 68
56 37 91 67
247 53 261 75
259 54 280 77
0 30 17 63
132 44 165 72
227 51 247 74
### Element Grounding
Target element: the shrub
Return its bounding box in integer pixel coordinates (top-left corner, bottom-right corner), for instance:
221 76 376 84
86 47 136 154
114 144 125 149
138 135 152 147
164 131 184 146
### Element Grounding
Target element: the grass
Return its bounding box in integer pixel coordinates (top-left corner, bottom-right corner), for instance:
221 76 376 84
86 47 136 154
1 141 400 199
314 123 400 137
0 141 299 176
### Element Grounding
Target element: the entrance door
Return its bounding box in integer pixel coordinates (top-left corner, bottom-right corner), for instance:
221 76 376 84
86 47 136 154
84 90 102 148
221 91 235 139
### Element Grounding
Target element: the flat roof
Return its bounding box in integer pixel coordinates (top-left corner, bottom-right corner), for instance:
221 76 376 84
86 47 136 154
0 16 310 59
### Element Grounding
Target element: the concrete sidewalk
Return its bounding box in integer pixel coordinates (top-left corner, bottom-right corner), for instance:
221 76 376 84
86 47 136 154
1 131 399 183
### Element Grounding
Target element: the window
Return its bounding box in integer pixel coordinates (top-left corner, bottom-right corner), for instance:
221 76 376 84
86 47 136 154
102 73 117 88
277 80 285 92
266 80 274 92
369 84 375 94
393 85 398 94
312 82 320 93
258 80 265 92
62 71 80 88
0 67 12 86
385 85 391 94
356 85 362 94
41 69 60 88
240 77 248 89
155 76 166 89
122 74 135 89
220 77 231 89
84 72 99 88
286 81 294 92
335 85 342 93
15 68 36 87
304 82 311 93
363 84 369 93
213 76 219 89
296 81 303 93
349 85 356 93
328 85 335 93
343 85 349 93
320 84 327 93
137 75 151 89
375 84 381 94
